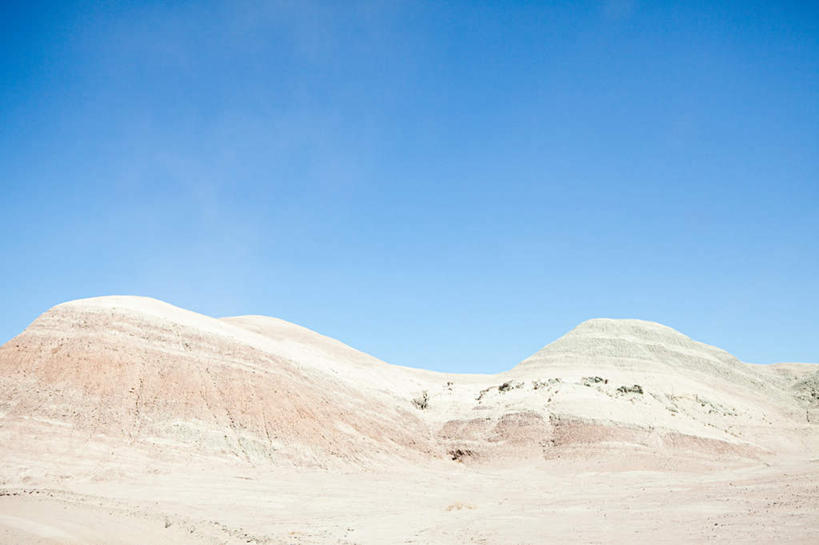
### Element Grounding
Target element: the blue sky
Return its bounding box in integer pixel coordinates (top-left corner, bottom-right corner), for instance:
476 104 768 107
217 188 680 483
1 1 817 371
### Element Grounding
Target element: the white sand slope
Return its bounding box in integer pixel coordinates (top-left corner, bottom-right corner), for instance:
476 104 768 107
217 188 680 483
0 296 817 544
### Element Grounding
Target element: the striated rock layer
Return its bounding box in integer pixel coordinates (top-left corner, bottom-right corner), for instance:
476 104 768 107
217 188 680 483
0 296 816 470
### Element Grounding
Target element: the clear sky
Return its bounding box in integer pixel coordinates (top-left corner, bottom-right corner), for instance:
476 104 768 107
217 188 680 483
1 1 817 372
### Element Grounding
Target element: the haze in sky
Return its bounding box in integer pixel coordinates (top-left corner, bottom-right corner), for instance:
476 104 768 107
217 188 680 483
1 1 817 372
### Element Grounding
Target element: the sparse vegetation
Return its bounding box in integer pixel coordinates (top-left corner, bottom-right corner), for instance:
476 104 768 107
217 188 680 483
498 381 523 392
412 390 429 410
448 448 474 462
532 378 561 390
617 384 644 395
445 502 476 511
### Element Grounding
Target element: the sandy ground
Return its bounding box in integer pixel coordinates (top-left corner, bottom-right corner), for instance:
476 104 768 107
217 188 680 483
1 457 818 545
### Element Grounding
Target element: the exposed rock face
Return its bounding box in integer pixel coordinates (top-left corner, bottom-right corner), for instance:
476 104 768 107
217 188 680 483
0 297 816 469
519 318 755 380
0 297 435 467
506 318 815 456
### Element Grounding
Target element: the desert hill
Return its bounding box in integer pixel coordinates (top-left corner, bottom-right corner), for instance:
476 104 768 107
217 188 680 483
0 296 436 468
0 296 815 470
1 296 818 545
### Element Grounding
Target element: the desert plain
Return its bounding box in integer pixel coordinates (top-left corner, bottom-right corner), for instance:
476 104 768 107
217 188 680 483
0 296 817 544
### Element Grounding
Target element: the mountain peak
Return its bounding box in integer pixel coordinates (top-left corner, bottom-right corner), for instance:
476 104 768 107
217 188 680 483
516 317 740 373
562 318 693 342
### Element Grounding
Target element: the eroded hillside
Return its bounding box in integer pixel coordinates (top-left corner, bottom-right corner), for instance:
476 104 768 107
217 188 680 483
1 296 815 471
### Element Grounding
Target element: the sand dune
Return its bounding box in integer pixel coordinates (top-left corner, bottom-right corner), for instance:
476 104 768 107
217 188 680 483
0 296 817 544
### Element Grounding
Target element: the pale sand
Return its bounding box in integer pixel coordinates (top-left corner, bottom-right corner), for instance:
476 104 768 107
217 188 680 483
0 296 817 544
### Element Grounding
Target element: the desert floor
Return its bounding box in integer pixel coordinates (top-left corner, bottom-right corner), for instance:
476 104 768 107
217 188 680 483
1 456 817 545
